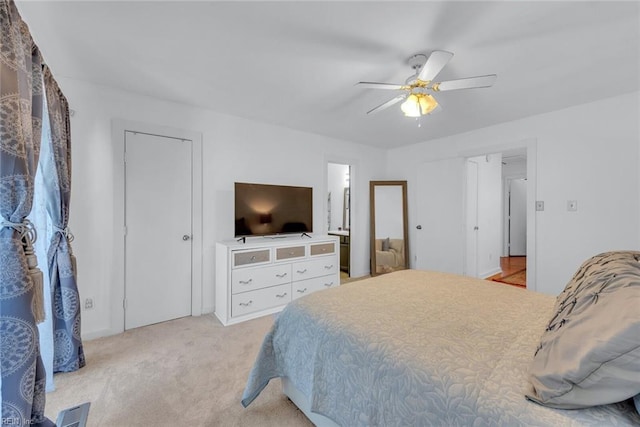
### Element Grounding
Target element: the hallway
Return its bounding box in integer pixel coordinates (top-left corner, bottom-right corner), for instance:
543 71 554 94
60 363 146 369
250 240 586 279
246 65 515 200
488 256 526 288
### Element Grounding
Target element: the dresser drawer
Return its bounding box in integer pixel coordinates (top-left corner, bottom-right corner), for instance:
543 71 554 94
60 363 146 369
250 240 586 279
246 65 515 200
232 264 291 294
292 257 338 281
292 275 339 300
233 249 270 267
310 242 336 257
275 245 305 261
232 284 291 317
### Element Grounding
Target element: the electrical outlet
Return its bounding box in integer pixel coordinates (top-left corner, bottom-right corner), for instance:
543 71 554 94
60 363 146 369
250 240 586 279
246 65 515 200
567 200 578 212
84 298 94 310
535 201 544 211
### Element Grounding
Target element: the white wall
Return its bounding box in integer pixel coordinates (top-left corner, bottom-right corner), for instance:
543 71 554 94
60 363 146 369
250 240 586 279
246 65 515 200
387 91 640 296
61 77 385 339
59 74 639 337
502 157 527 179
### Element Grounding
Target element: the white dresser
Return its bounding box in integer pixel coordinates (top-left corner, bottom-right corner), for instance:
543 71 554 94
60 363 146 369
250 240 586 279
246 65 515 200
215 235 340 326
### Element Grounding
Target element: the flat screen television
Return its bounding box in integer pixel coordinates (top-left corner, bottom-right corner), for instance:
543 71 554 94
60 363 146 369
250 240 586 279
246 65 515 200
234 182 313 237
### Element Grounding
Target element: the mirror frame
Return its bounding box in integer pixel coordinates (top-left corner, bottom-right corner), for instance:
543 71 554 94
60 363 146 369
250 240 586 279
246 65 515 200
369 180 409 276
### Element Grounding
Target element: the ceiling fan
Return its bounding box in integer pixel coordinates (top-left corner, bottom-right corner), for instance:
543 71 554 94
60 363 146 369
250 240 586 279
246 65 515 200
357 50 497 117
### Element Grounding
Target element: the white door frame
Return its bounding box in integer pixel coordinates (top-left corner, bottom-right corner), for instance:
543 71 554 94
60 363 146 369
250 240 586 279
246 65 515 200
326 162 351 276
324 155 361 277
112 119 203 335
459 138 537 291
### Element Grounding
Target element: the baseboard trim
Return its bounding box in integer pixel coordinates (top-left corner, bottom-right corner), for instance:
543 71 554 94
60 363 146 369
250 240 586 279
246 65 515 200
481 267 502 279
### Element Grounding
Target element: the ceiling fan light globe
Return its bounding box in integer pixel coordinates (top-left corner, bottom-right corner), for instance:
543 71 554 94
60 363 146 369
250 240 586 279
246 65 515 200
401 94 421 117
419 94 438 115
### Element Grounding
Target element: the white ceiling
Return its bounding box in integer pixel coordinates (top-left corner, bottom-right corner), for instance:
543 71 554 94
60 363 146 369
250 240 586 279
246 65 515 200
17 1 640 149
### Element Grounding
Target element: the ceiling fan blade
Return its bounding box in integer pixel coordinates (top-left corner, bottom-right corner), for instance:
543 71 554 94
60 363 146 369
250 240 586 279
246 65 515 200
356 82 407 90
366 94 406 114
417 50 454 82
433 74 497 91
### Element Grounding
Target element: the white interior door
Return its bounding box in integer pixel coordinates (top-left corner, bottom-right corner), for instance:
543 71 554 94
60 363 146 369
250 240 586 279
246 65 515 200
415 158 465 274
465 160 479 277
509 179 527 256
125 131 192 329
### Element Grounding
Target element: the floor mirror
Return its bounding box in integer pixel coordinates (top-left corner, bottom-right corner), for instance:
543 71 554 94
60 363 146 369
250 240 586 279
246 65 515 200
370 180 409 276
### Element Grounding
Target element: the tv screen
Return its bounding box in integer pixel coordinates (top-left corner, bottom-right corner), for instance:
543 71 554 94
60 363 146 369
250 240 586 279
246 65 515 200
234 182 313 237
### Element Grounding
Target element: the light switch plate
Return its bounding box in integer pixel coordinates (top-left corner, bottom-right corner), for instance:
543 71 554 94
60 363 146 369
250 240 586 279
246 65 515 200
535 201 544 211
567 200 578 211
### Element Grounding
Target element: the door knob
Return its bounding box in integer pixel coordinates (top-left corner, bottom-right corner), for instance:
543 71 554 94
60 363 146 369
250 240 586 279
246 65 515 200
416 225 422 230
182 235 191 241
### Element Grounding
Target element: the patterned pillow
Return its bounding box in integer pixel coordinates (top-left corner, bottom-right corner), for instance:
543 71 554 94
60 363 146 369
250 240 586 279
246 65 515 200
526 251 640 408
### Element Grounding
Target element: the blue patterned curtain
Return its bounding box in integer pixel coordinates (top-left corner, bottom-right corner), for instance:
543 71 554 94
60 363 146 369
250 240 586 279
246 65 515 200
41 66 84 373
0 1 54 425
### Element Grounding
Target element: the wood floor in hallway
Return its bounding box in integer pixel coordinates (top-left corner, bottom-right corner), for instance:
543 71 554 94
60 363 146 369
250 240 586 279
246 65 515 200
488 256 526 287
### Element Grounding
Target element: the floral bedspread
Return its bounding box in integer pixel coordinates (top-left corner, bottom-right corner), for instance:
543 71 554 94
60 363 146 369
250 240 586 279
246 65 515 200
242 269 640 426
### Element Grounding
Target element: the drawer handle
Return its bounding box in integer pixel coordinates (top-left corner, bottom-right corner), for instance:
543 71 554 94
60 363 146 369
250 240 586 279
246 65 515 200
321 248 327 252
324 282 334 287
324 265 334 269
239 279 253 285
276 273 288 278
239 300 253 307
276 292 288 298
296 269 307 274
297 288 308 293
250 256 256 261
289 251 295 255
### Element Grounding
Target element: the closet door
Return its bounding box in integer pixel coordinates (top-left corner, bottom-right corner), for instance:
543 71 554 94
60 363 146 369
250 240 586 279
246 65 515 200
124 131 192 329
414 158 465 274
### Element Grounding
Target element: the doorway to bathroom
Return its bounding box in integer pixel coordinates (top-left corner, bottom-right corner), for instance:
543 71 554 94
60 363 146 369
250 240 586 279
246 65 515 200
327 162 351 280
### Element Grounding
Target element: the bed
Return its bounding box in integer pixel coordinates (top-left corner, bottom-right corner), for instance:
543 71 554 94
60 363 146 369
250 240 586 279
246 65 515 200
374 238 405 274
242 252 640 426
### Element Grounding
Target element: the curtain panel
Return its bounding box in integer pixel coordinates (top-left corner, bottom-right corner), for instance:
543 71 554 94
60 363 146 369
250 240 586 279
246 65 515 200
0 1 53 425
42 66 84 373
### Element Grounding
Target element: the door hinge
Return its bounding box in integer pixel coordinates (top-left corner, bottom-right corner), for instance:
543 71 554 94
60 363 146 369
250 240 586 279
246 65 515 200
123 299 127 310
123 151 127 163
123 226 127 236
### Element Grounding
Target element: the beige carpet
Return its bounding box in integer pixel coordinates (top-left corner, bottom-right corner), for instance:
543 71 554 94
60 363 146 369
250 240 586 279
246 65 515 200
44 314 313 426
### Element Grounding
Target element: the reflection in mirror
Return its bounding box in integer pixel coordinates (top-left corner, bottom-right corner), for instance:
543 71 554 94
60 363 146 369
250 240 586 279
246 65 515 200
370 181 409 276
